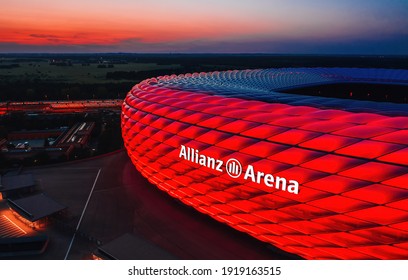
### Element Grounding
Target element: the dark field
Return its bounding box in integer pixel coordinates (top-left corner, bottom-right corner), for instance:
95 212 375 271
1 54 407 101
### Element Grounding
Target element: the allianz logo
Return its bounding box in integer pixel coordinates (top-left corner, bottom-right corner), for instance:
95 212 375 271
179 145 299 195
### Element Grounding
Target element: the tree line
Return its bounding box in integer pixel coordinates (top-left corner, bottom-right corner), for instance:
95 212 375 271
0 82 133 101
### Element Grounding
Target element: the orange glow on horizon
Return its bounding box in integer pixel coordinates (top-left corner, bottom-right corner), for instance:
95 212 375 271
0 1 276 46
1 22 270 46
1 1 406 53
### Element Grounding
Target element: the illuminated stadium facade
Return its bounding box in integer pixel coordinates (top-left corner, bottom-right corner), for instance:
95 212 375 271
121 68 408 260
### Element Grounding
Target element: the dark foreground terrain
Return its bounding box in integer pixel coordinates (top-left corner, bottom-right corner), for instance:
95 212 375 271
1 54 407 101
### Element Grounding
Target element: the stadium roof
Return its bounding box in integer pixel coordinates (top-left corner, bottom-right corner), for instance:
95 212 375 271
150 68 408 115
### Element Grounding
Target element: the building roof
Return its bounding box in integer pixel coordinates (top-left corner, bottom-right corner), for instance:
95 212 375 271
7 193 66 222
95 233 175 260
0 174 35 192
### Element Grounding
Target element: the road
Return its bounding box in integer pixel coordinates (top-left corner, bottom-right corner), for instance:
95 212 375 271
19 150 300 260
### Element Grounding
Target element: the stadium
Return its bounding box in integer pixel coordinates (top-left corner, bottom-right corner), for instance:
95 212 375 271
121 68 408 260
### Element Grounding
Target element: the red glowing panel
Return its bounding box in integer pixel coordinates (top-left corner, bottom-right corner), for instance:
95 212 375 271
336 140 404 159
333 125 396 139
343 184 408 204
269 147 324 165
300 154 365 173
305 109 351 119
372 130 408 145
378 148 408 165
241 142 288 158
305 175 368 194
370 117 408 129
241 124 288 139
339 162 407 183
270 116 316 128
268 129 321 145
387 199 408 211
217 120 259 134
300 120 351 133
348 206 408 225
300 134 360 152
308 195 374 213
382 173 408 190
334 113 385 124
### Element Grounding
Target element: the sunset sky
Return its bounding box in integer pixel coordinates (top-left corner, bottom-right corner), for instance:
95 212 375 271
1 0 407 54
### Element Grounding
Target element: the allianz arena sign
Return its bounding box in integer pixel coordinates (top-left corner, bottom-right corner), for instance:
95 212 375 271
179 144 300 194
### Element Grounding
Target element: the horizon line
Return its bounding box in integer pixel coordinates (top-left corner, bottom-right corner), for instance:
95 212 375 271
1 52 408 57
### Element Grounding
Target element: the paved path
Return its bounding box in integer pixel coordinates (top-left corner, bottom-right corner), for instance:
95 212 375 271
22 150 300 259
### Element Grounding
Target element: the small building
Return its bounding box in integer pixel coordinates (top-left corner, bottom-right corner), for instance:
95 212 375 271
0 206 48 257
0 174 36 199
1 122 95 163
55 122 95 148
7 193 66 229
93 233 175 260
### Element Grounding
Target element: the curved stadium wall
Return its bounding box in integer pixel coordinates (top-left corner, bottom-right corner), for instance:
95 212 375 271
121 68 408 260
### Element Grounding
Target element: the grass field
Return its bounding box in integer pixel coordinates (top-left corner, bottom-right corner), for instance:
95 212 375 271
0 60 181 84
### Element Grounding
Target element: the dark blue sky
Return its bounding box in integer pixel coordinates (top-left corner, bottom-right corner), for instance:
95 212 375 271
1 0 407 54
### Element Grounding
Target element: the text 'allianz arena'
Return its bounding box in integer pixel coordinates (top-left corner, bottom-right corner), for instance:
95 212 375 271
121 68 408 260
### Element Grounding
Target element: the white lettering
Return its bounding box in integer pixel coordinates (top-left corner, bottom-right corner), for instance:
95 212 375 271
276 176 286 191
288 180 299 194
215 160 223 172
207 157 215 169
179 145 300 195
244 165 256 181
199 155 207 166
256 171 265 184
264 174 274 187
179 145 187 159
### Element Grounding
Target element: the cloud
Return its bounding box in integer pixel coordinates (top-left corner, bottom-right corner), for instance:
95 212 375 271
30 34 60 39
28 33 64 44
